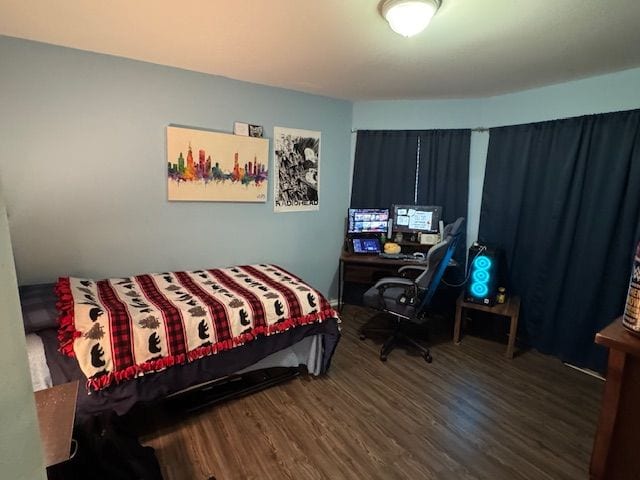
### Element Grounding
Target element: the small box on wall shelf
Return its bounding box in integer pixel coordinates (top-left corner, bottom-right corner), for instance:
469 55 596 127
234 122 264 138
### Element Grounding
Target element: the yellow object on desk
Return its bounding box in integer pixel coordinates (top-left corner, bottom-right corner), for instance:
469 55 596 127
384 242 401 254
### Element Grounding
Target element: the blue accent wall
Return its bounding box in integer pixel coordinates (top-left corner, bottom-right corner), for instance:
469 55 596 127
0 36 353 296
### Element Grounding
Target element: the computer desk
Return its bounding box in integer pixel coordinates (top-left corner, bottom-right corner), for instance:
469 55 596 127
338 251 430 310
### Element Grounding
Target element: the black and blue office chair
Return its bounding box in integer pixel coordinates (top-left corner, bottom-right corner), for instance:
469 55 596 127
361 218 465 362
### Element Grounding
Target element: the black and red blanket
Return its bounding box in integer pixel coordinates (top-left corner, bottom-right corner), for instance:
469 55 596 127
56 264 337 391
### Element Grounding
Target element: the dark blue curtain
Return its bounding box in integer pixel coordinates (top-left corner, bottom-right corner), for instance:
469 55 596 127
350 130 420 209
479 109 640 372
416 130 470 264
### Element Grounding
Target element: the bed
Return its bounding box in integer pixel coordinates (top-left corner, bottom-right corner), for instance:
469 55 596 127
21 264 340 418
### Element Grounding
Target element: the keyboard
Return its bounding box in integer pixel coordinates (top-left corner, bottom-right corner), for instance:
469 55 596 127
379 253 412 260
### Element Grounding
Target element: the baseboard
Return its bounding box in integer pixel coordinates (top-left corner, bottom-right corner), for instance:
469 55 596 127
329 298 339 308
563 362 605 381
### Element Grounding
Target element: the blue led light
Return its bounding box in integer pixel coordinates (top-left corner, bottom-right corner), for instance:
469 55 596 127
474 255 492 270
472 270 490 283
470 253 493 299
470 282 489 297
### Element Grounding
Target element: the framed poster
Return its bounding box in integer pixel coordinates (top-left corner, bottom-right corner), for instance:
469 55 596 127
273 127 320 212
167 126 269 202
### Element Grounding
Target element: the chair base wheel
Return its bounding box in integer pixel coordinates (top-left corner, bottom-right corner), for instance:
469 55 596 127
359 333 367 340
379 354 388 362
423 352 433 363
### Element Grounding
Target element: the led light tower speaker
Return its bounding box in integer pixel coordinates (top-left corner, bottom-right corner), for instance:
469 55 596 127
465 244 505 306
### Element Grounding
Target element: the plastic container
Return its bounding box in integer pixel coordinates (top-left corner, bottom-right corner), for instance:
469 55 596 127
496 287 506 304
623 242 640 334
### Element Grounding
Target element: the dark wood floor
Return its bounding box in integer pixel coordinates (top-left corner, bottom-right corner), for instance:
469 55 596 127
140 305 604 480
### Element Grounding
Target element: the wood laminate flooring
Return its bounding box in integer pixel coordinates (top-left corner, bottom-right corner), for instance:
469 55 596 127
139 305 604 480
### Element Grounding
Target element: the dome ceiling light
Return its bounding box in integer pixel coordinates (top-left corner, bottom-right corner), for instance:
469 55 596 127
381 0 442 37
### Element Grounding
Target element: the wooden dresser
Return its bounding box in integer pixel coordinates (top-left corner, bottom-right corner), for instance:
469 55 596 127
591 319 640 479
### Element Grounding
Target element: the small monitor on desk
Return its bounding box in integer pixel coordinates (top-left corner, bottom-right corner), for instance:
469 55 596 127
351 237 382 254
392 205 442 234
347 208 389 234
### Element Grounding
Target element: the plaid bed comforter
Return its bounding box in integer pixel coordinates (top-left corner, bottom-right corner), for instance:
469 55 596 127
56 264 337 391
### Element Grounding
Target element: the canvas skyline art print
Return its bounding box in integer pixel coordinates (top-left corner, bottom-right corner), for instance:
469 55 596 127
273 127 320 212
167 126 269 202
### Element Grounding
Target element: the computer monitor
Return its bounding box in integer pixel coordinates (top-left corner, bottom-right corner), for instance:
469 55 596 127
347 208 389 234
351 237 382 254
392 205 442 234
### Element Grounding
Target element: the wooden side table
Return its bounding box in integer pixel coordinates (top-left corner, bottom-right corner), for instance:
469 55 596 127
453 294 521 359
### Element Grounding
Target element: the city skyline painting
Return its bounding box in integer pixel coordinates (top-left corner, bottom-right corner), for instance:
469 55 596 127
167 126 269 202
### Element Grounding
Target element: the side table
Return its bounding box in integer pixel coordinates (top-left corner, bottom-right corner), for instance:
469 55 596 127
453 294 521 359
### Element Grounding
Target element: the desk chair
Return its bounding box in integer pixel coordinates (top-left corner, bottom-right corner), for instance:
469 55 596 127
360 218 465 363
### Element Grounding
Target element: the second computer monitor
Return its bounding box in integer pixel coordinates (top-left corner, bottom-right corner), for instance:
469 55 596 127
392 205 442 234
347 208 389 234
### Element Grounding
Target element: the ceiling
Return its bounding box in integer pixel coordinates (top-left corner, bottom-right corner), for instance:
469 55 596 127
1 0 640 101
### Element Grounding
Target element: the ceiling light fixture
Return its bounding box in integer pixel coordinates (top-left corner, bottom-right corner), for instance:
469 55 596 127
381 0 441 38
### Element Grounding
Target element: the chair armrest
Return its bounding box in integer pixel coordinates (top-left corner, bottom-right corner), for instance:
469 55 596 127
398 265 428 275
371 277 419 306
372 277 415 290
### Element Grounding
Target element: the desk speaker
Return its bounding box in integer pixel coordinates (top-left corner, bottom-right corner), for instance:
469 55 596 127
465 244 505 306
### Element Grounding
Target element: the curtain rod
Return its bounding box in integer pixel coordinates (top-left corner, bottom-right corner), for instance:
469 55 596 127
351 127 489 133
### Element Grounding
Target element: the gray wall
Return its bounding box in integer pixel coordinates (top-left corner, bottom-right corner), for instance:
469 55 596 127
0 194 45 479
0 36 353 297
353 67 640 251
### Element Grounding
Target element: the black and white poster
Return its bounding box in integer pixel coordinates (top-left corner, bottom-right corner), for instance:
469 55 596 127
273 127 320 212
